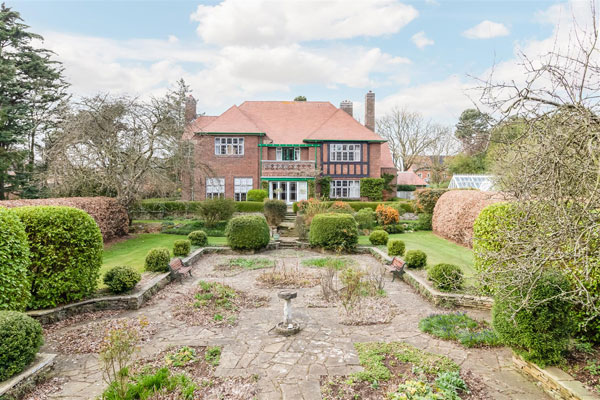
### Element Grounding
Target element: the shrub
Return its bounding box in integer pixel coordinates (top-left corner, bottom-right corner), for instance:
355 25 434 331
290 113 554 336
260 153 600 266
303 198 329 226
145 247 171 272
360 178 385 201
0 311 43 381
234 201 264 213
355 208 375 230
328 201 354 214
428 264 463 292
198 198 235 227
309 213 358 252
375 204 399 226
14 206 103 309
392 202 414 214
492 271 574 366
263 199 287 226
0 207 31 311
173 240 191 257
415 188 449 213
187 230 208 246
164 221 225 237
369 230 389 245
247 189 267 202
387 239 406 257
225 215 270 250
419 313 500 348
382 224 405 234
397 184 417 192
416 213 433 230
103 266 141 294
473 202 516 274
405 250 427 268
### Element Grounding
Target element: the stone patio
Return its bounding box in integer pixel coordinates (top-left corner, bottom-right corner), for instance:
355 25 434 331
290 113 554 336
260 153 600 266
41 249 550 399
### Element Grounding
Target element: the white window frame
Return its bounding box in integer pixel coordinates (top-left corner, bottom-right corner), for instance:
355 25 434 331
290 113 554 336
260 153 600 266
206 177 225 199
234 177 253 201
214 137 244 156
276 147 301 161
329 143 361 162
330 180 360 199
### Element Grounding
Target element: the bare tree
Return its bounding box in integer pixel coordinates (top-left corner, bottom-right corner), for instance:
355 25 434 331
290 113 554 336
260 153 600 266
377 107 455 171
476 1 600 337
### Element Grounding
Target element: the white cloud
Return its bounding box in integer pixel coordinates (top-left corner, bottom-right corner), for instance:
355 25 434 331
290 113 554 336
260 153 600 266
411 31 434 49
191 0 418 46
462 20 509 39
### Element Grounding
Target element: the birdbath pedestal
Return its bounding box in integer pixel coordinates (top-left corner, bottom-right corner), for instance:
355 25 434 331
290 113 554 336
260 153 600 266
275 291 300 335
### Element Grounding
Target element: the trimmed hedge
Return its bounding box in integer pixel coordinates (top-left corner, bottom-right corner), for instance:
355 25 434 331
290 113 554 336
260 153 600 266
309 213 358 251
354 208 375 230
198 198 236 227
428 263 463 292
415 188 449 214
397 184 416 191
247 189 267 202
293 201 414 213
0 207 31 311
0 311 43 381
226 215 270 250
387 239 405 256
360 178 386 201
188 230 208 246
145 247 171 272
473 202 516 274
492 271 574 366
103 266 141 294
235 201 265 213
133 199 264 217
173 240 191 257
369 230 389 245
14 206 103 309
405 250 427 268
416 213 433 231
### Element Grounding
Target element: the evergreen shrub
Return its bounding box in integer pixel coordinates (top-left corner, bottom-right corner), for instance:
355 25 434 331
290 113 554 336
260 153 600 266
0 207 31 311
103 266 141 294
309 213 358 251
225 215 270 250
145 248 171 272
0 311 43 381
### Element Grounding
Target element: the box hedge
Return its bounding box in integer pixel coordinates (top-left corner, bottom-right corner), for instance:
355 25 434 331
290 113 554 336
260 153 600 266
133 199 264 218
225 215 270 250
0 207 31 311
405 250 427 268
369 230 389 245
428 263 463 292
387 239 406 256
173 239 191 257
198 198 236 227
247 189 267 202
0 311 43 381
188 230 208 246
103 266 141 294
145 247 171 272
309 213 358 251
14 206 103 309
293 201 414 213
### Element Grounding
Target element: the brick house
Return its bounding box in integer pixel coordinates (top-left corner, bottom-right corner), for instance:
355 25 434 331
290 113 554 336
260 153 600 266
181 91 396 204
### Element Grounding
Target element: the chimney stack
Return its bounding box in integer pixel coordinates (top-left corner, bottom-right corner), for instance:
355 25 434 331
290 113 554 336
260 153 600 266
365 91 375 131
340 100 353 117
185 95 197 124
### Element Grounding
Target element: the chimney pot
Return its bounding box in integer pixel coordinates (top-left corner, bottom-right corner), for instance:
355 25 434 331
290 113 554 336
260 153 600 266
340 100 353 117
185 95 197 124
365 91 375 131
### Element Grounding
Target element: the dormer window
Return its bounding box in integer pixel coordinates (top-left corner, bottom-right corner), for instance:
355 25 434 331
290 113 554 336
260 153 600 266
330 143 360 162
276 147 300 161
215 137 244 155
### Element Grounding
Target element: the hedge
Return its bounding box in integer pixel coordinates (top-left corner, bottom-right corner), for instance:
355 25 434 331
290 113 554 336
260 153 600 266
14 206 103 309
387 239 405 256
360 178 385 201
354 208 375 230
0 311 43 381
309 213 358 251
247 189 267 202
0 207 31 311
188 230 208 246
369 230 389 245
472 202 516 274
0 197 128 241
415 188 449 214
132 199 264 217
405 250 427 268
103 266 141 294
397 184 417 191
226 215 270 250
264 199 287 226
293 201 414 213
173 240 191 257
145 248 171 272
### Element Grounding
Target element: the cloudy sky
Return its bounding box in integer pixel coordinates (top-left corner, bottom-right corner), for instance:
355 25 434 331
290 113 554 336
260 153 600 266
8 0 596 124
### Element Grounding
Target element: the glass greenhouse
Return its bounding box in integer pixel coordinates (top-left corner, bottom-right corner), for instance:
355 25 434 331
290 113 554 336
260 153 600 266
448 174 495 191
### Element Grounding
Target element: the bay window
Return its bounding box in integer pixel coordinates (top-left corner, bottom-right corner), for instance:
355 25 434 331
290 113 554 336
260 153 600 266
330 180 360 199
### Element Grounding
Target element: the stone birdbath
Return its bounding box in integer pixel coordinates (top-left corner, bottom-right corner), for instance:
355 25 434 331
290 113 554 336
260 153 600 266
275 290 301 336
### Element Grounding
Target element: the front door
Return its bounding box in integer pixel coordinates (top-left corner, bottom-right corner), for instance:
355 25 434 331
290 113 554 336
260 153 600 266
269 181 304 204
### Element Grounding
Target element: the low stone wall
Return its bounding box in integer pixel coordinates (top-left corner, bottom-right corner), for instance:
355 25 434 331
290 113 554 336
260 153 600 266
513 353 599 400
0 353 56 400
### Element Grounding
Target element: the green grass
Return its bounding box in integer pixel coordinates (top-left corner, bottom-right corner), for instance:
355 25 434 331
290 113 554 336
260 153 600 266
419 313 501 348
359 231 475 278
101 233 227 279
301 256 356 270
228 257 274 270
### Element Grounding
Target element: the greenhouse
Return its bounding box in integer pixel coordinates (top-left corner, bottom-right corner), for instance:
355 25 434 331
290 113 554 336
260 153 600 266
448 174 495 191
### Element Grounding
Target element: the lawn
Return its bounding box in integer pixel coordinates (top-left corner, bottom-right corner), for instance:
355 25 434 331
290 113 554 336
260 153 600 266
359 231 475 278
101 233 227 278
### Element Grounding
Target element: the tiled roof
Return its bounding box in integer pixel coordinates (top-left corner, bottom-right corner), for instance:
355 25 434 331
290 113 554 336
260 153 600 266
397 171 428 186
380 142 395 168
305 108 385 142
202 105 262 134
181 115 217 140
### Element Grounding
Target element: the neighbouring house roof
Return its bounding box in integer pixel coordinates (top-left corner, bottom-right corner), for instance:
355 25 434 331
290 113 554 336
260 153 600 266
396 171 428 186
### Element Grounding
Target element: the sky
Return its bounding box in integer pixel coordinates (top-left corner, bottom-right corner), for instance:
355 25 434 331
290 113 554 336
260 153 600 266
7 0 596 125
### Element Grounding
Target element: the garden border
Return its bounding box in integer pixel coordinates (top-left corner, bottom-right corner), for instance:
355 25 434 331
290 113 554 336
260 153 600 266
0 353 56 400
513 353 599 400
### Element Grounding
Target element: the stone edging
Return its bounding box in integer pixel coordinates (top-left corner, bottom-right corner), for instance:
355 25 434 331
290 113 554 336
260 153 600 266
513 353 600 400
361 246 493 310
0 353 56 400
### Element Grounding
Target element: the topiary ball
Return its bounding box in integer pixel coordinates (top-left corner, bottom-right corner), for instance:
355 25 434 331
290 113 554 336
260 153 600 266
0 311 43 381
145 247 171 272
387 239 406 257
369 230 389 245
405 250 427 268
103 266 141 294
188 230 208 246
427 263 463 292
308 213 358 252
173 239 191 257
225 215 270 250
0 207 31 311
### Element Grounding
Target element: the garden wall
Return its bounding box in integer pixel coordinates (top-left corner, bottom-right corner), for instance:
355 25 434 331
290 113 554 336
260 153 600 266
432 190 505 248
0 197 128 241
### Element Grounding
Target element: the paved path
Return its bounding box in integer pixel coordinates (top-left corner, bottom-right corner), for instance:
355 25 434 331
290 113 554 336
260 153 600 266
43 249 549 399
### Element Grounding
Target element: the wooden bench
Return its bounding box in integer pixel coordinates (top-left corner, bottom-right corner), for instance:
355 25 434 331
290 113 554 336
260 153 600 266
388 257 406 282
169 258 192 281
